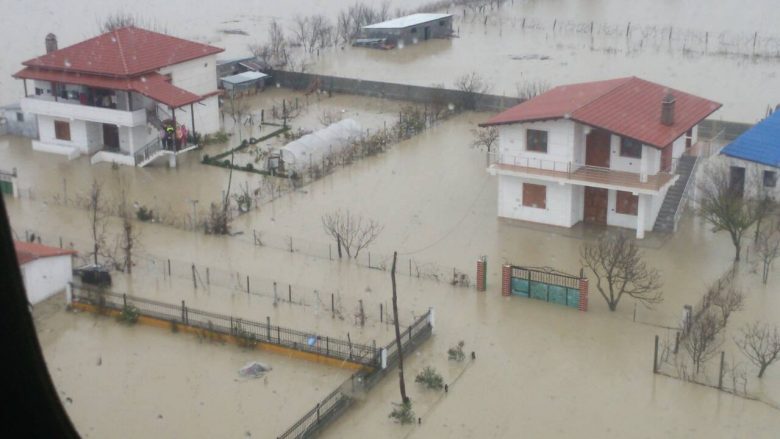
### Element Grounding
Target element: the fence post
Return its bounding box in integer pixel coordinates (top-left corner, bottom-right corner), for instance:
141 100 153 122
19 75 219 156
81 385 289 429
317 403 320 423
122 293 127 307
59 236 63 248
578 277 589 312
192 264 197 289
380 303 383 323
181 300 186 324
206 267 210 285
273 282 277 302
326 336 329 355
246 276 250 294
230 316 234 335
288 284 292 302
289 236 293 252
277 326 280 343
168 259 171 276
674 331 680 354
266 316 271 341
653 335 659 374
331 293 334 317
718 351 725 390
501 264 511 296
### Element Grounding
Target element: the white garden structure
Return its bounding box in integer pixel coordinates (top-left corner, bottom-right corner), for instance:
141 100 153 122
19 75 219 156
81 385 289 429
280 119 362 173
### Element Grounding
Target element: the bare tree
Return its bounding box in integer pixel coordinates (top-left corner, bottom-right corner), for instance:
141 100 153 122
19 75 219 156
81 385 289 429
580 232 662 311
515 79 551 100
735 321 780 378
116 184 139 274
471 126 499 152
318 108 343 126
756 218 780 283
454 72 490 110
698 164 760 261
707 269 744 326
87 180 107 266
321 210 384 259
752 196 776 245
684 309 725 374
291 15 312 52
98 13 165 34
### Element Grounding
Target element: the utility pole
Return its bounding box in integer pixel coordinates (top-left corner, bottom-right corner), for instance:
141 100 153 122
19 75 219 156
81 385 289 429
391 251 409 404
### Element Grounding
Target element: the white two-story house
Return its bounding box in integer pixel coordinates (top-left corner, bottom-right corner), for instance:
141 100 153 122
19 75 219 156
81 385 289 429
482 77 721 238
13 27 223 167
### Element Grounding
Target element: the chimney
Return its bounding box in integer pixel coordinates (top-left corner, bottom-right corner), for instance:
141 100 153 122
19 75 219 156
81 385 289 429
45 33 58 54
661 92 675 126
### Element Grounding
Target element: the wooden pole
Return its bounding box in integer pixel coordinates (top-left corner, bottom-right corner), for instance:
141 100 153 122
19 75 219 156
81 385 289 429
391 251 409 403
653 335 659 374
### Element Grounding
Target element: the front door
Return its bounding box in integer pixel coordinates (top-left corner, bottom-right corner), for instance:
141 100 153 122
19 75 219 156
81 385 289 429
584 187 608 225
585 129 611 168
102 124 120 151
661 144 673 172
424 26 431 40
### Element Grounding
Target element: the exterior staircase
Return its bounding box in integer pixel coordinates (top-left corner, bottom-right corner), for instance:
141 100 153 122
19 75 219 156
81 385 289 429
652 154 698 233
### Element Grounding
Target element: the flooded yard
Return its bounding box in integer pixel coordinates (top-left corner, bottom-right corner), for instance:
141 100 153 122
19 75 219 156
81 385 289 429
3 0 780 437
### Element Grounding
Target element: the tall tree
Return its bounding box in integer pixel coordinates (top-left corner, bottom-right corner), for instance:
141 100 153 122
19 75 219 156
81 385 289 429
735 321 780 378
580 232 662 311
87 180 107 266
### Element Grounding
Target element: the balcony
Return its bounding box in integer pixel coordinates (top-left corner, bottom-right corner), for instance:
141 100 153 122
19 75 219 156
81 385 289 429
487 153 677 194
20 96 146 127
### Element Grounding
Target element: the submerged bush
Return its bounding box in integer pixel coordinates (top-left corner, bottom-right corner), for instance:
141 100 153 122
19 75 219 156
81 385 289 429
118 304 140 325
415 366 444 390
448 340 465 361
388 400 415 424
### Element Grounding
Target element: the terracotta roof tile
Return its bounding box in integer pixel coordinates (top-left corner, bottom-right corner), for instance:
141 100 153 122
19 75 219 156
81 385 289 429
14 241 77 265
22 26 223 77
482 77 722 149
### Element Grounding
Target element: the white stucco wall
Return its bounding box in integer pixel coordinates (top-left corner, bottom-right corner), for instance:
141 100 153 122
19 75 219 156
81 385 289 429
498 120 577 166
159 54 218 96
606 190 661 232
37 115 99 154
715 155 780 200
498 175 578 227
20 255 73 305
170 95 220 135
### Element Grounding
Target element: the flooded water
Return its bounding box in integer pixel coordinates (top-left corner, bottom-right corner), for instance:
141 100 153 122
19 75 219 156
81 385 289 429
2 0 780 121
4 0 780 437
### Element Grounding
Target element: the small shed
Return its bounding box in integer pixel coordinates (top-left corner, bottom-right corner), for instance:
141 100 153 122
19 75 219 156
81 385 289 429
14 241 77 305
221 71 270 96
361 13 453 47
277 119 362 174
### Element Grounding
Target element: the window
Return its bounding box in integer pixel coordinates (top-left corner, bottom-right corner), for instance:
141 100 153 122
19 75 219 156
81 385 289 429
620 137 642 158
34 87 44 96
522 183 546 209
526 129 548 153
616 191 639 215
411 27 417 34
16 112 24 122
439 20 446 26
764 170 777 188
54 120 71 141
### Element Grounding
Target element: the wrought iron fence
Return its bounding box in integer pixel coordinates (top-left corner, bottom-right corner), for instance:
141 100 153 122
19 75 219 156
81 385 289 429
70 284 379 366
510 266 582 289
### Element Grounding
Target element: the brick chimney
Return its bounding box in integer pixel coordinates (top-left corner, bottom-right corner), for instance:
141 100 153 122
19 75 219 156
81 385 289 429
45 33 57 54
661 92 676 126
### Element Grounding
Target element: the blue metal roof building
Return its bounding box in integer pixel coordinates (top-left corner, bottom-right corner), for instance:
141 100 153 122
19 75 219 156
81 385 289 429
720 111 780 168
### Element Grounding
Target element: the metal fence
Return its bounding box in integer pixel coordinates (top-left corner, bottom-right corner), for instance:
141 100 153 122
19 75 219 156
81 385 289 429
277 309 433 439
70 284 379 367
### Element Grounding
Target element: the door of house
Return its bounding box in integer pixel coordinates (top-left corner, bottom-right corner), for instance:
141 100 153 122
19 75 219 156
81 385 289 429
585 129 611 168
584 186 608 224
661 144 673 172
102 124 120 151
729 166 746 198
424 26 431 40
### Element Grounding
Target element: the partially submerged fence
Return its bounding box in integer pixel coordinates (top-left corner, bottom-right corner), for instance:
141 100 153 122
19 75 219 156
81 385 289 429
277 309 434 439
69 284 380 367
501 265 588 311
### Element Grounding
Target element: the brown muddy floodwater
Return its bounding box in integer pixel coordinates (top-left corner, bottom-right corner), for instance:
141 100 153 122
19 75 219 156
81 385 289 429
2 0 780 436
7 105 780 438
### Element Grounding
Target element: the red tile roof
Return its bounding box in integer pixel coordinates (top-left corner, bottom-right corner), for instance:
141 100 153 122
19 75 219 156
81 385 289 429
482 77 722 149
14 241 77 265
22 26 223 77
14 68 204 108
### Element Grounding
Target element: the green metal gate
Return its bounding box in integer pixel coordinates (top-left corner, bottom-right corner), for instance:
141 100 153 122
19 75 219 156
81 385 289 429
0 179 12 195
510 266 582 309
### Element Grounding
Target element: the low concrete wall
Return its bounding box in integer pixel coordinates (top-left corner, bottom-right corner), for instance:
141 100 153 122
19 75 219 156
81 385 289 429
266 69 523 112
90 151 136 167
32 140 80 160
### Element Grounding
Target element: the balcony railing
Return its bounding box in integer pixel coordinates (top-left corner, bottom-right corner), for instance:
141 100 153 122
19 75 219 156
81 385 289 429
487 153 677 193
20 96 146 127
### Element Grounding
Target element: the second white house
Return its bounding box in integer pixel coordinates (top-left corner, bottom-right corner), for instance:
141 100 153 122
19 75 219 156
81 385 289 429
481 77 721 238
